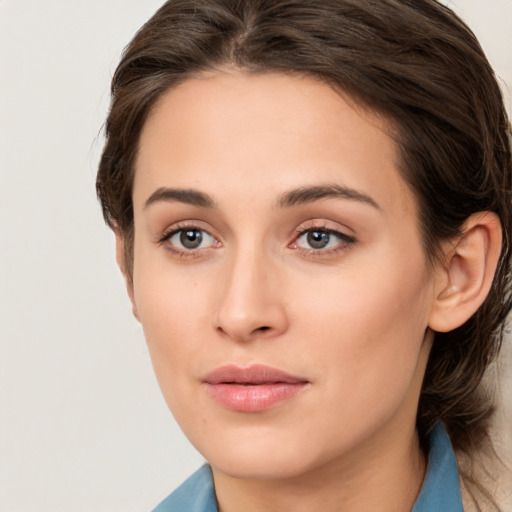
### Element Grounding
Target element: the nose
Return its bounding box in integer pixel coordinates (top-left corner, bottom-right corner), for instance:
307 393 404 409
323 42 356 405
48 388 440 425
214 249 289 342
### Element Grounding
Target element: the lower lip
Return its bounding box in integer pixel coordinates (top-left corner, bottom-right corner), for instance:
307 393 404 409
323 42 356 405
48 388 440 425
203 382 308 412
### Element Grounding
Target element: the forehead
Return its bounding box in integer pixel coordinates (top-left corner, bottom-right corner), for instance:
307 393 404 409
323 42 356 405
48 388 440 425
134 71 415 219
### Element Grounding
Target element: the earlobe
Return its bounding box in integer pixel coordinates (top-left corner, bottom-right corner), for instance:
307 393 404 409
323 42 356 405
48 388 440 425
114 230 140 322
428 212 502 333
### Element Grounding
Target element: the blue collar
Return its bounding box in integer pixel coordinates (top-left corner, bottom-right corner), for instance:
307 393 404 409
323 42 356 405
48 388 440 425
153 423 463 512
412 423 463 512
152 464 217 512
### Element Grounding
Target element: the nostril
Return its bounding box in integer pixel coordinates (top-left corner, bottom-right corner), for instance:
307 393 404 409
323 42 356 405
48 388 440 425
258 326 271 332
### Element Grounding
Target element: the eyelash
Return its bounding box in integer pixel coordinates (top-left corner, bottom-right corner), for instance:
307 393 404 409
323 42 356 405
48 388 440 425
157 223 356 258
158 223 220 259
290 224 356 257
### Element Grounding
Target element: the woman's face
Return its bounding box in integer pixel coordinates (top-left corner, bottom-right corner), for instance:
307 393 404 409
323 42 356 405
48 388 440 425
128 71 438 481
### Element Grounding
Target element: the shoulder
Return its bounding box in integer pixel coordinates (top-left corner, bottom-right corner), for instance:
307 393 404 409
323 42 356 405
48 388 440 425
151 465 218 512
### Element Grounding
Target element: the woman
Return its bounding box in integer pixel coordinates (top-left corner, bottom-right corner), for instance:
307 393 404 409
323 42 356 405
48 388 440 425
96 0 512 510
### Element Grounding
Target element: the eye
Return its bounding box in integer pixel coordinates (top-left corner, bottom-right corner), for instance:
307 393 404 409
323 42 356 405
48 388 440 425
301 230 332 250
161 227 218 252
177 229 206 249
294 228 355 252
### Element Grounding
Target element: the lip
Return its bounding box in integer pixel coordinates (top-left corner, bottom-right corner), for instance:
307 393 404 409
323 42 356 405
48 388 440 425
202 364 310 412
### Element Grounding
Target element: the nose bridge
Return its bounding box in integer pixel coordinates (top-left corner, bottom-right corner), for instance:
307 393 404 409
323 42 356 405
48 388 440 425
214 241 288 341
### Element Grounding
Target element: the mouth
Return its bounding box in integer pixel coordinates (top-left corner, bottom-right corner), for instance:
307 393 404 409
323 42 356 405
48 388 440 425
202 364 310 412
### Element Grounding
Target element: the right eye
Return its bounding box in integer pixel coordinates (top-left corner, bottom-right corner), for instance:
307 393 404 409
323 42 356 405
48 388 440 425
161 226 219 254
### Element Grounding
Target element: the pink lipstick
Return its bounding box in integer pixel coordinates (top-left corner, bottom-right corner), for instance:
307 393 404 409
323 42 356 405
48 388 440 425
202 364 309 412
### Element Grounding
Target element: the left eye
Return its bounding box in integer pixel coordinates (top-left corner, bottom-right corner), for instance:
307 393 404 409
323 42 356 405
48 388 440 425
296 229 350 250
167 228 216 250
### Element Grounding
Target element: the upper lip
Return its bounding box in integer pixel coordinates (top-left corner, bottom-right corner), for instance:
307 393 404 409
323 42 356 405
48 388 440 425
203 364 309 385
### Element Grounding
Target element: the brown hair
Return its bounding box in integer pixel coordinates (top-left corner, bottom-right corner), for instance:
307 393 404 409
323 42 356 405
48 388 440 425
97 0 512 507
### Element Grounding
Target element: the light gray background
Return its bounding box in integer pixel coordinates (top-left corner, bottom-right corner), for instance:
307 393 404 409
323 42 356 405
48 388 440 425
0 1 510 511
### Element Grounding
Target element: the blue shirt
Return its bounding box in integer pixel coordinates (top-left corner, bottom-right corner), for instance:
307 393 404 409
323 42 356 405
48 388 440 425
152 423 463 512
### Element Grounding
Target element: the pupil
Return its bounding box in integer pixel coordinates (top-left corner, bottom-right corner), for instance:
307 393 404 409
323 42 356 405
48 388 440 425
180 229 203 249
307 231 329 249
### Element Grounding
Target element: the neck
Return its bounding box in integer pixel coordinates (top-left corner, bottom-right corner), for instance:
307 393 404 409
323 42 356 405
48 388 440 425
212 422 426 512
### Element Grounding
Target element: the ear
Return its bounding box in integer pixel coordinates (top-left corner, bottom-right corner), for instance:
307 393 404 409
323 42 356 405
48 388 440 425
428 212 502 333
114 230 140 322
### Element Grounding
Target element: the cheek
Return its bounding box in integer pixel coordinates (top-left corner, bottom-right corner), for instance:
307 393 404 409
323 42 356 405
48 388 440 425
135 277 209 354
292 249 432 403
132 258 212 390
133 238 210 333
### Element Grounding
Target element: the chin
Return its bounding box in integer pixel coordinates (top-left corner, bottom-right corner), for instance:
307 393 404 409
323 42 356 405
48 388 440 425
211 450 314 481
189 423 329 482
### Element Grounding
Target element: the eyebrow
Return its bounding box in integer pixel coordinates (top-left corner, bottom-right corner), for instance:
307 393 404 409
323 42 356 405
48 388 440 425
143 184 380 211
144 187 216 210
277 184 380 210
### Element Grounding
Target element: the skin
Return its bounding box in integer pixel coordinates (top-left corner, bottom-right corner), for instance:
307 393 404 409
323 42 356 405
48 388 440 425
119 71 501 512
